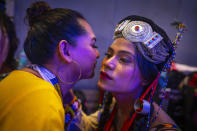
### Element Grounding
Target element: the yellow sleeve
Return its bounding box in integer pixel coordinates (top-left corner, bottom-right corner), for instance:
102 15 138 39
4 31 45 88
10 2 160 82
1 88 65 131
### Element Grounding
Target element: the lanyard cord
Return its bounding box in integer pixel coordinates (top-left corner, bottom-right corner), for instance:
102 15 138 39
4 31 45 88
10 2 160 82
32 65 63 101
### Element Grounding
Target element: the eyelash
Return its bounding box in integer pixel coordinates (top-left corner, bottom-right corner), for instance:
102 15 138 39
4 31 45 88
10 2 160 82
119 57 131 63
104 52 112 58
104 52 131 63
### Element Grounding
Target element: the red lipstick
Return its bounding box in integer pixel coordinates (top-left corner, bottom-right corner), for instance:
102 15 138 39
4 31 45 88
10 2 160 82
100 71 112 80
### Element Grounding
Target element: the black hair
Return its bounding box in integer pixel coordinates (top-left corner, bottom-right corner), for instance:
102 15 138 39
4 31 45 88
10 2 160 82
97 92 113 131
135 50 158 85
0 0 19 70
98 15 172 130
24 1 87 64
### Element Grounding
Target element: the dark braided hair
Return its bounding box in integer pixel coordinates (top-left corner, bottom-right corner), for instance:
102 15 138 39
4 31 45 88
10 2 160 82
97 92 113 131
24 1 87 65
98 15 172 130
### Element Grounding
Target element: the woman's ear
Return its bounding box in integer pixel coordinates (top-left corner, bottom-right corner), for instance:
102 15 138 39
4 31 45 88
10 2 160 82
58 40 72 63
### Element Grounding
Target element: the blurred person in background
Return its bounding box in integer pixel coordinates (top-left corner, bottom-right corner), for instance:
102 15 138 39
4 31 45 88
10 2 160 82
0 0 19 80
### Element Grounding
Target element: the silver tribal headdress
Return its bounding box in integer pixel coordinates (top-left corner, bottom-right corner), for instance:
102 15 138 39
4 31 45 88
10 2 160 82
114 20 169 65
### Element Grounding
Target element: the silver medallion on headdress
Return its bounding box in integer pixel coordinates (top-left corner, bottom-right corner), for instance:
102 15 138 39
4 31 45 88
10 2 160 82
121 21 163 49
122 21 153 43
114 20 168 64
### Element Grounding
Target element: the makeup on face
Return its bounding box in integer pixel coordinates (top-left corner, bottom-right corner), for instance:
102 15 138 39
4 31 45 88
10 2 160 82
98 38 143 93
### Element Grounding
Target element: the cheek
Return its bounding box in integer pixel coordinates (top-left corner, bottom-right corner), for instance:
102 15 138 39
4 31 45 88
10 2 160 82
116 65 134 79
75 48 91 61
115 65 141 90
82 48 95 59
115 68 134 85
80 48 96 71
108 66 130 84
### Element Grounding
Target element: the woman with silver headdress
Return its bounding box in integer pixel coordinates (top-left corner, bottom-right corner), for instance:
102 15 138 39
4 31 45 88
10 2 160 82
68 15 183 131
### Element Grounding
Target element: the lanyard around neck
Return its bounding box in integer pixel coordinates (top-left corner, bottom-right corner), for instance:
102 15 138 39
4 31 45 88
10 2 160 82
32 65 63 101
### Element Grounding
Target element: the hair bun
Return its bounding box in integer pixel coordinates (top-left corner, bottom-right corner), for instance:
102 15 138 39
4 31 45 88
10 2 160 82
26 1 51 26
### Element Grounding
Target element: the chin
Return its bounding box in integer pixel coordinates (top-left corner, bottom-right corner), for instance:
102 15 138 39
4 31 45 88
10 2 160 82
98 81 111 91
97 81 103 88
89 71 95 78
98 81 124 93
83 71 94 79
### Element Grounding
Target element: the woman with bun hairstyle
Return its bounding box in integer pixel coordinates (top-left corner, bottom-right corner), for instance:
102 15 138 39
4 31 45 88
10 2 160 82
0 1 99 131
69 15 184 131
0 0 19 79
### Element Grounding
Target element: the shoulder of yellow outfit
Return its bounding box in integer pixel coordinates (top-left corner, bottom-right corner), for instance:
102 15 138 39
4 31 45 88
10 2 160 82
10 70 53 88
6 70 45 84
28 64 82 128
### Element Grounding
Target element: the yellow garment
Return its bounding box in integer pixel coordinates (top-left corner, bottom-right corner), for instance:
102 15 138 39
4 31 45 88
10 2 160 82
0 70 65 131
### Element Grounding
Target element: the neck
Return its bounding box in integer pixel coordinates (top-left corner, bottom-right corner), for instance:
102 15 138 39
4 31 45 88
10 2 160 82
43 64 75 97
115 93 135 117
22 64 76 107
113 88 142 120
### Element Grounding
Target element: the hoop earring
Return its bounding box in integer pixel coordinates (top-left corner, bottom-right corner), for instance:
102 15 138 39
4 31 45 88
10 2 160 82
134 99 150 114
57 60 82 85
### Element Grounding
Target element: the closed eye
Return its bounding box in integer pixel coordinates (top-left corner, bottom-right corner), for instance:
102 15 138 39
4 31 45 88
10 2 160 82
104 52 112 58
119 57 132 63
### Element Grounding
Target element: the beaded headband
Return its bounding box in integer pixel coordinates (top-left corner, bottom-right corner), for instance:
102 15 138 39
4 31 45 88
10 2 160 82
114 20 186 72
114 20 169 65
114 20 163 49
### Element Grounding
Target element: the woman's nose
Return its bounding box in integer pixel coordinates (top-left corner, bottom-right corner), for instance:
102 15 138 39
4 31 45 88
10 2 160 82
96 49 100 59
103 58 116 70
